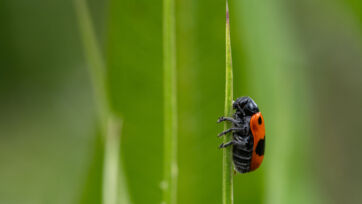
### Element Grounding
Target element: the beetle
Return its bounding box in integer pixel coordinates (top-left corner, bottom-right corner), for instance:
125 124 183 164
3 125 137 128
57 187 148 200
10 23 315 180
217 96 265 173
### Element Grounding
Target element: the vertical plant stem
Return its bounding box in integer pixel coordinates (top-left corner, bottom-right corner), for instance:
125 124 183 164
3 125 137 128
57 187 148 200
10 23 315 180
103 116 122 204
223 1 234 204
103 116 131 204
74 1 131 204
162 0 178 203
74 0 109 132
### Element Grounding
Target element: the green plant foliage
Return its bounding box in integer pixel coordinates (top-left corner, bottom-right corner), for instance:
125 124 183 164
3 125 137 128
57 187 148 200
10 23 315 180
162 0 178 203
75 1 131 204
222 1 234 204
107 1 164 204
1 0 362 204
233 0 318 203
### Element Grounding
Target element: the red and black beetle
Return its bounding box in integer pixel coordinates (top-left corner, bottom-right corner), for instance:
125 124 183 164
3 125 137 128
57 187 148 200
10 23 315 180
218 96 265 173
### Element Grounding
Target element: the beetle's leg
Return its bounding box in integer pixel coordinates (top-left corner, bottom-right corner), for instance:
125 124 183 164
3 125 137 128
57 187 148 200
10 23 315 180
233 137 253 152
233 138 247 146
219 141 234 149
217 116 239 124
218 128 243 137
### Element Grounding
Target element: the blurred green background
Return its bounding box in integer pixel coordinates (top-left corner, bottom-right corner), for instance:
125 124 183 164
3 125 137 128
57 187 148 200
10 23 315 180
1 0 361 204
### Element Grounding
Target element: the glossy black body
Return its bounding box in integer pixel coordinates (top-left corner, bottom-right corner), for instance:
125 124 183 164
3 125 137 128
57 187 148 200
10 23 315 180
219 96 260 173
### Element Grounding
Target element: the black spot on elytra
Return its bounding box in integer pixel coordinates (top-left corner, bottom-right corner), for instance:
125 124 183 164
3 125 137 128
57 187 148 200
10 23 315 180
255 138 265 156
258 116 262 125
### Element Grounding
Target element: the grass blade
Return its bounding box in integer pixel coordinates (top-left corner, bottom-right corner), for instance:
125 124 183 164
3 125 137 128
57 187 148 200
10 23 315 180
162 0 178 203
103 116 131 204
74 0 109 131
74 1 131 204
223 1 234 204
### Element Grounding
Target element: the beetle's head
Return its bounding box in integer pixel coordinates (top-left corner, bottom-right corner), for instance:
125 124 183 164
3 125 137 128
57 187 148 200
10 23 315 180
233 96 259 116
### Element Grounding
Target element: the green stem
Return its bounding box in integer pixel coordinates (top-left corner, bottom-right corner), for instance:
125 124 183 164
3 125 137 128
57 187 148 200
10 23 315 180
223 1 234 204
74 0 109 133
102 116 122 204
162 0 178 203
103 116 131 204
74 1 131 204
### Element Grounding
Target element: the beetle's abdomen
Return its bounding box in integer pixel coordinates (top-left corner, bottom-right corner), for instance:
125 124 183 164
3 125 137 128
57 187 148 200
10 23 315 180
232 133 253 173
